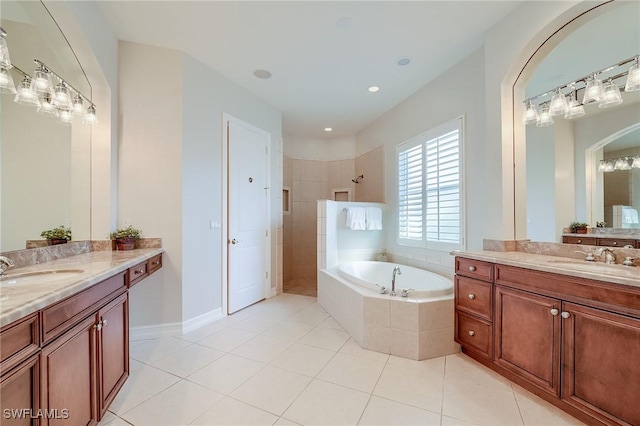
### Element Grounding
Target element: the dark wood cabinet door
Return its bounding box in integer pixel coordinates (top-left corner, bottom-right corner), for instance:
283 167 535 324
494 285 561 396
562 302 640 426
41 315 98 426
0 354 40 426
97 292 129 418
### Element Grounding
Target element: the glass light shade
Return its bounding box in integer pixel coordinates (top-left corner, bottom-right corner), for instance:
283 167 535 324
549 89 569 116
31 66 53 95
72 94 84 114
14 77 41 107
624 58 640 92
58 109 73 125
632 157 640 168
0 66 16 94
83 104 98 126
522 100 538 124
582 75 604 104
37 94 57 116
536 105 553 127
614 158 631 171
52 82 73 110
564 99 585 119
598 160 608 172
599 80 623 108
0 30 12 69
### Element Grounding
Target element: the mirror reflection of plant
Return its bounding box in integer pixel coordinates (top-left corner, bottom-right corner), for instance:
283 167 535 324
569 221 589 229
109 226 142 239
40 225 72 240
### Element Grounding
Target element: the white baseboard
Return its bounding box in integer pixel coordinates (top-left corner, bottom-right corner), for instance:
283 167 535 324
269 287 279 298
182 308 223 335
129 308 224 340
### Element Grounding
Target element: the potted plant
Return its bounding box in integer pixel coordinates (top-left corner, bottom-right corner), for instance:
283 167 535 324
569 221 589 234
40 225 72 245
110 226 141 250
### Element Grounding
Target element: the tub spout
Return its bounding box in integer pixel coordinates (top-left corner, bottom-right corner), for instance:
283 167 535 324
391 266 402 296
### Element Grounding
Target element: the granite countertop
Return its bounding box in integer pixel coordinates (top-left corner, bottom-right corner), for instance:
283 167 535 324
562 232 640 239
0 248 164 327
452 250 639 288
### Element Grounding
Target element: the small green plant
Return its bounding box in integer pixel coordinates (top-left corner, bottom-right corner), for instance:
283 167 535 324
40 225 72 241
110 226 142 239
569 221 589 230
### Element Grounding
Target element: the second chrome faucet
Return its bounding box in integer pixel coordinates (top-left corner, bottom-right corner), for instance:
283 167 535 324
391 266 402 296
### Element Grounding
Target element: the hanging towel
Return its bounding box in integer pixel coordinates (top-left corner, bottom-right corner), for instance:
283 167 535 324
346 207 366 230
365 207 383 230
622 207 639 224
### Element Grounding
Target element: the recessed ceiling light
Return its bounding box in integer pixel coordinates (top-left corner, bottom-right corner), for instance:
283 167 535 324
368 86 380 93
397 57 411 66
324 127 333 132
253 69 272 79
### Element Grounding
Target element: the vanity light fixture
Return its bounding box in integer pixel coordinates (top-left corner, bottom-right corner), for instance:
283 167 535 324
58 109 74 125
523 54 639 126
31 64 54 95
614 157 632 171
536 104 553 127
632 156 640 169
72 93 84 114
14 76 40 107
0 27 12 69
599 156 639 172
0 66 16 94
37 93 57 116
52 82 73 110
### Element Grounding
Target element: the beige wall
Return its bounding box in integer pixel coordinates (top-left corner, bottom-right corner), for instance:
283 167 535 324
354 145 384 203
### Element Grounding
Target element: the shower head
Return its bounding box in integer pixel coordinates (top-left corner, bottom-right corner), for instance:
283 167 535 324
352 174 364 184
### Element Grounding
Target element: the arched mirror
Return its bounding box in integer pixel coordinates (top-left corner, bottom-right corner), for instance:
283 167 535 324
1 1 92 251
519 1 640 242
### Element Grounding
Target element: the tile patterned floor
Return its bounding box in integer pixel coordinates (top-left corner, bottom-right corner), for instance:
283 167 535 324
101 294 585 426
283 278 317 297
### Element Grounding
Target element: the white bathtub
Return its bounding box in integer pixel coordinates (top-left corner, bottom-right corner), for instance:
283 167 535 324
337 261 453 298
318 261 460 360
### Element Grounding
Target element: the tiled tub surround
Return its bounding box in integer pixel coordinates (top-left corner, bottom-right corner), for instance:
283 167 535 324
318 268 460 361
0 248 164 327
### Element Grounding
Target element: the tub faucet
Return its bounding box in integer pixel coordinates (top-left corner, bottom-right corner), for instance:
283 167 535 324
0 256 14 275
391 266 402 296
596 248 616 265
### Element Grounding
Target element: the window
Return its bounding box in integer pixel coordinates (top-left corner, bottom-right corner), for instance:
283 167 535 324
397 118 463 250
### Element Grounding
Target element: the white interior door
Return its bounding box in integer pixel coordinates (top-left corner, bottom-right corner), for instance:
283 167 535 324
227 119 269 314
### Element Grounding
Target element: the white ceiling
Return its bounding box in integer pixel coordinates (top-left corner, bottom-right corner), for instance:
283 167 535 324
95 1 522 138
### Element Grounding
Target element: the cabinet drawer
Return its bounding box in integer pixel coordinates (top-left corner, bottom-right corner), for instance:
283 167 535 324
562 236 596 245
596 238 636 248
455 311 492 358
0 313 40 375
147 254 162 275
455 276 492 321
455 257 494 282
128 261 148 287
41 273 126 344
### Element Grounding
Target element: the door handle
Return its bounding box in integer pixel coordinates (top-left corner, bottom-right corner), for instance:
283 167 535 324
229 239 238 245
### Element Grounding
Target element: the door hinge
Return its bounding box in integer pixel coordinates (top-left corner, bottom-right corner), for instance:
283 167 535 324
265 271 269 279
265 145 268 155
265 229 269 237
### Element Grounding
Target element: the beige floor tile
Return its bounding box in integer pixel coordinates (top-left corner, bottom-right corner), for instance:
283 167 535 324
190 397 279 425
283 380 370 426
263 320 315 341
150 343 225 377
129 359 144 373
440 415 481 425
274 418 301 425
513 386 586 425
232 314 283 334
318 316 344 330
373 363 444 413
101 418 133 426
387 354 445 375
231 366 312 415
339 338 390 363
270 343 336 377
317 353 385 393
444 353 512 391
129 337 192 363
288 306 329 325
232 334 295 363
358 396 441 425
120 380 223 425
442 380 523 426
109 365 180 415
187 354 264 394
179 322 227 342
198 328 258 352
98 410 117 425
298 327 350 351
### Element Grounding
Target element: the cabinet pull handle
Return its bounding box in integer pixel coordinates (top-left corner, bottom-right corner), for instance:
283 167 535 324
135 269 145 275
561 312 571 319
93 323 102 331
468 330 475 336
102 319 108 327
468 266 476 272
152 261 160 266
550 309 559 316
468 294 475 300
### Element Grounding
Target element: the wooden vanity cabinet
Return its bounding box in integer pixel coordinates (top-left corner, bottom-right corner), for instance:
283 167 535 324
0 354 40 426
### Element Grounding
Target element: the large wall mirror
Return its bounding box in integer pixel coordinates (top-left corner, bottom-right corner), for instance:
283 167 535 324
521 1 640 243
1 1 92 251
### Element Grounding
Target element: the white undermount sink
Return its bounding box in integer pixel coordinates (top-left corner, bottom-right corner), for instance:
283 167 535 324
0 269 84 287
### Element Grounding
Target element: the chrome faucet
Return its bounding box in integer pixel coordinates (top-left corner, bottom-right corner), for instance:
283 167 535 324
391 266 402 296
0 256 14 275
596 248 616 265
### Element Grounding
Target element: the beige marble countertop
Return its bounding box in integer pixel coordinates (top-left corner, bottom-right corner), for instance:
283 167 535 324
452 250 639 288
0 248 164 327
562 232 640 239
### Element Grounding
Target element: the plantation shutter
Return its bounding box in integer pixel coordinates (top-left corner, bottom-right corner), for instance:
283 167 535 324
398 143 424 243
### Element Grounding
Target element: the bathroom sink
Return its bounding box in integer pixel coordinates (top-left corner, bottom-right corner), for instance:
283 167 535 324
0 269 84 287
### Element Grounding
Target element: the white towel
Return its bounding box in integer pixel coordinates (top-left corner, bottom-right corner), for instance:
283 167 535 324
623 207 639 224
365 207 383 230
346 207 366 230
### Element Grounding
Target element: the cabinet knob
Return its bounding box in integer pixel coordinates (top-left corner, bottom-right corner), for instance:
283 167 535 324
612 241 618 246
468 330 475 336
152 261 160 266
102 319 108 327
93 323 102 331
468 266 476 272
550 309 559 316
561 312 571 319
468 293 476 300
577 239 582 243
135 269 145 275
